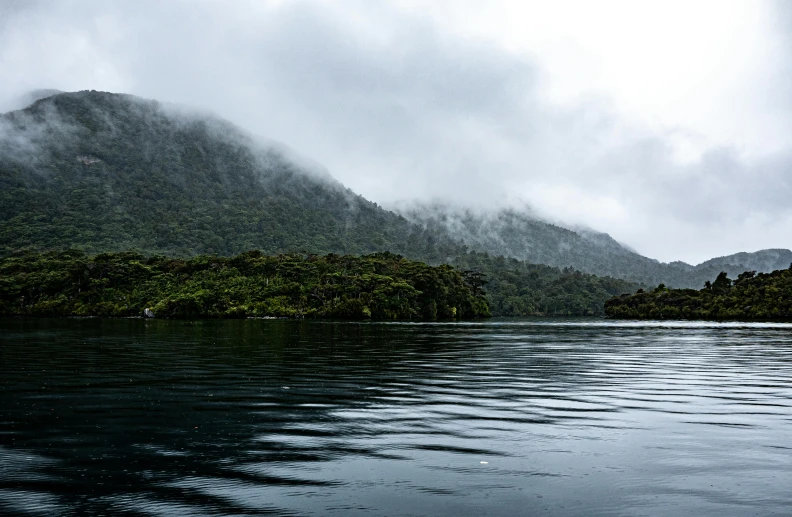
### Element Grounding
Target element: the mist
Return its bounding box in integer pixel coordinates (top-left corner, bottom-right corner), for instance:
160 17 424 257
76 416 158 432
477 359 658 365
0 0 790 264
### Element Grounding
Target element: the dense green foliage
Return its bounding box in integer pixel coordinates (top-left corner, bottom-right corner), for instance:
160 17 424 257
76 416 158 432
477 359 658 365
0 250 489 320
454 252 640 316
0 248 639 319
604 266 792 321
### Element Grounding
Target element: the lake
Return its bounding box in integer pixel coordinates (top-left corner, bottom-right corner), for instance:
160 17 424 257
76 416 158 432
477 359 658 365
1 318 791 516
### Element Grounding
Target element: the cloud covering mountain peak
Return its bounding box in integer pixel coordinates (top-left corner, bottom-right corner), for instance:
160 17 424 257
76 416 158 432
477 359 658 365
0 0 789 262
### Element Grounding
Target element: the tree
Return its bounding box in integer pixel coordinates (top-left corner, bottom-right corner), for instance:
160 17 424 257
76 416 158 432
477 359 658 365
711 272 732 294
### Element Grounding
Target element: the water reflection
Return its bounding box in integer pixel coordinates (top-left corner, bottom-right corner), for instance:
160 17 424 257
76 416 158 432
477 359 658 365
1 318 791 516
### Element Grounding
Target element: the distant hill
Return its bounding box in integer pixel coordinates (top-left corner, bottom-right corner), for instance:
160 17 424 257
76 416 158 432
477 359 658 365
695 249 792 274
398 202 654 275
398 202 791 288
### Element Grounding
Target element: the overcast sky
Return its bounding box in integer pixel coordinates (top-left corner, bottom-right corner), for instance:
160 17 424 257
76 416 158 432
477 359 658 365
0 0 790 263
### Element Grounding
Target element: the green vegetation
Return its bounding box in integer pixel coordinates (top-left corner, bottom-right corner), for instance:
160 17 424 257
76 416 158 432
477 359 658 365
0 250 489 320
0 249 639 320
454 252 640 316
604 266 792 321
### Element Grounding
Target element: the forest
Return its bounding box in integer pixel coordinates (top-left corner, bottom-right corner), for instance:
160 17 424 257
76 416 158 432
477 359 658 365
0 250 490 320
453 252 638 316
0 249 643 319
604 266 792 321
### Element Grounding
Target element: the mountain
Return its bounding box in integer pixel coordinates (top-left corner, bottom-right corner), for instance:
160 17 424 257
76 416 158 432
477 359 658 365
0 90 464 261
695 249 792 274
398 202 791 288
398 202 657 276
1 89 785 317
0 90 642 317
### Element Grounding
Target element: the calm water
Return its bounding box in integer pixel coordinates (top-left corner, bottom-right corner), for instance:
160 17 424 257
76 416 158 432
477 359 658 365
1 318 791 516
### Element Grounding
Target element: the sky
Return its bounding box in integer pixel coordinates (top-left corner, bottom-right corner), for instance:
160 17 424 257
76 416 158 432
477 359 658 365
0 0 790 264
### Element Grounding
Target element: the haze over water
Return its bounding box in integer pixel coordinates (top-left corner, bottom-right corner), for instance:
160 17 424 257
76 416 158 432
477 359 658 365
1 318 791 516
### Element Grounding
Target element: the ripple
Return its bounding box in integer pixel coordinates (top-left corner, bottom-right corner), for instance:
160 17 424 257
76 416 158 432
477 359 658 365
2 317 792 516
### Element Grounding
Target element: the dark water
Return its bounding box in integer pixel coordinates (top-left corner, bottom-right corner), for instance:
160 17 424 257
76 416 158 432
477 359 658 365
1 318 791 516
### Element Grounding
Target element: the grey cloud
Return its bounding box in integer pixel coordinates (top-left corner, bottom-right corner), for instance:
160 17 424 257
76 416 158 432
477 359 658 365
772 0 792 116
0 96 81 170
0 0 789 262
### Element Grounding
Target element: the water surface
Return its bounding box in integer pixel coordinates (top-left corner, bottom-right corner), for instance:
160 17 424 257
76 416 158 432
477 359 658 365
1 318 791 516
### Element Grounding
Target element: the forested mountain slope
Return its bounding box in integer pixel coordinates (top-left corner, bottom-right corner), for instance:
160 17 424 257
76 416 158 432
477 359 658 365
695 249 792 274
0 91 464 261
399 203 790 288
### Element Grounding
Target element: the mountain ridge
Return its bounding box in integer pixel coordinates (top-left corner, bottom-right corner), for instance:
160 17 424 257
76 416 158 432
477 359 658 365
397 201 790 288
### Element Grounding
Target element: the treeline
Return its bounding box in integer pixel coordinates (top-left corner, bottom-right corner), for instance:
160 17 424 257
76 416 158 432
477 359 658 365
0 249 642 321
454 252 640 317
604 266 792 321
0 251 489 320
